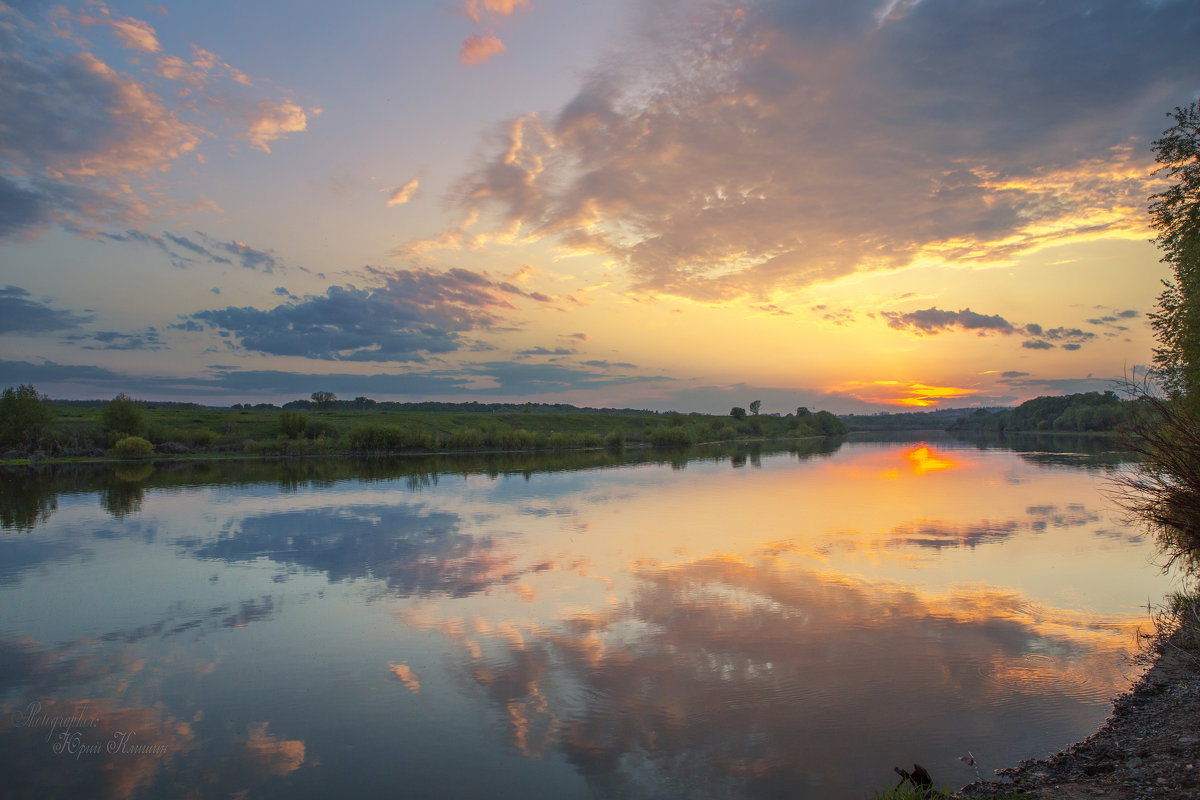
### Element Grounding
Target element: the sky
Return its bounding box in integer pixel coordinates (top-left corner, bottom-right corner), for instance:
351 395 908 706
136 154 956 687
1 0 1198 414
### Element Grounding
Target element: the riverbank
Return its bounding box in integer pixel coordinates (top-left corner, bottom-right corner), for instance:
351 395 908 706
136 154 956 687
958 601 1200 799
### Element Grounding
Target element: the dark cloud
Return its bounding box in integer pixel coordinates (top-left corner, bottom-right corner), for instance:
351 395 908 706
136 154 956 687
517 346 574 356
1000 371 1030 379
0 286 92 333
883 307 1014 335
428 0 1199 299
882 306 1097 349
181 268 517 362
0 174 49 239
63 327 165 351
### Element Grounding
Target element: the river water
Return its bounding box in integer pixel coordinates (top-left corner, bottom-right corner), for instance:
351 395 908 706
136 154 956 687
0 436 1179 799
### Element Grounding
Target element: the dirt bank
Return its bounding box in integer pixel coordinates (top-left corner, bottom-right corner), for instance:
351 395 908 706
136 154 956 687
958 609 1200 800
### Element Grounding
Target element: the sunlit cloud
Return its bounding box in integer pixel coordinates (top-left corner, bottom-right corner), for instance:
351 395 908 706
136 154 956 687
459 31 507 66
386 177 420 206
74 2 161 53
243 100 315 153
417 0 1198 300
465 0 531 24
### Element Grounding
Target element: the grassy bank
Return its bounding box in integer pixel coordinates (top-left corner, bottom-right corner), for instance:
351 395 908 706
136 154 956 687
2 395 847 462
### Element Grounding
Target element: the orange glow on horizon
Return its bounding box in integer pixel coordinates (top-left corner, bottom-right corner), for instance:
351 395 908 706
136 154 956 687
827 380 977 407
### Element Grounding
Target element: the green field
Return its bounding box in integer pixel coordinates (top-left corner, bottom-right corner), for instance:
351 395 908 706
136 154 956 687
1 393 847 462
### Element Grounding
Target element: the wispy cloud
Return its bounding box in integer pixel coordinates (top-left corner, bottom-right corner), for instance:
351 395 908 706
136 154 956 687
386 178 421 206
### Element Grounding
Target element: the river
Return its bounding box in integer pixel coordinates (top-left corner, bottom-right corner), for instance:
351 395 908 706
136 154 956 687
0 435 1179 799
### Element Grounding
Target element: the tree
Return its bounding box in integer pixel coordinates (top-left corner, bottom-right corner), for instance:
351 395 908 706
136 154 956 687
101 393 145 438
796 406 811 417
311 391 337 411
0 384 55 448
749 400 762 416
1149 102 1200 407
730 406 747 419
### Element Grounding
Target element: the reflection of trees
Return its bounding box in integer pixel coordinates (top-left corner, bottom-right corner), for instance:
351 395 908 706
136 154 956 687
1 440 847 533
950 431 1128 470
445 557 1133 799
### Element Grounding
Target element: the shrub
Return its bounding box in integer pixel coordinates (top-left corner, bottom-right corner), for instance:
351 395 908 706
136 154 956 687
279 411 308 439
102 393 146 439
604 429 626 452
304 418 339 440
649 426 694 448
112 436 153 458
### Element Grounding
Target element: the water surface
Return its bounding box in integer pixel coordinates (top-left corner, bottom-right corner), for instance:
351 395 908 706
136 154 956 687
0 438 1176 798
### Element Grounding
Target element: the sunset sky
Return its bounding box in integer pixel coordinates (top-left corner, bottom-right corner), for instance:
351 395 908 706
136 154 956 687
2 0 1198 413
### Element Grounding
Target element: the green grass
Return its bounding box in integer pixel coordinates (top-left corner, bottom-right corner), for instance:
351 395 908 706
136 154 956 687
21 402 848 460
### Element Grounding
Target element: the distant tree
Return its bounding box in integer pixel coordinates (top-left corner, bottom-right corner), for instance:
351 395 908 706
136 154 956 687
730 406 747 419
796 406 811 417
749 400 762 416
0 384 56 448
101 393 146 438
1148 102 1200 407
354 395 375 410
311 391 337 411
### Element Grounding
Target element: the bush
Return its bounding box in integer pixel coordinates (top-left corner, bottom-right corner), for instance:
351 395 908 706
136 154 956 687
345 424 432 452
0 384 55 448
604 429 626 452
304 418 339 440
649 425 694 448
279 411 308 440
112 436 154 458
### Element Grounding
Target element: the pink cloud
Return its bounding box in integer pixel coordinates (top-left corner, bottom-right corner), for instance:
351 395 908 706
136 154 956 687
459 32 507 66
242 100 315 153
76 3 161 53
465 0 531 24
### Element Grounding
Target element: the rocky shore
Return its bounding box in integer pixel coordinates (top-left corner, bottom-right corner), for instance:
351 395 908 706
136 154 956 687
958 609 1200 800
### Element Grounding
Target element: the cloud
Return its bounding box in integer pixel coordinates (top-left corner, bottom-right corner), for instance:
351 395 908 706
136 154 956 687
459 32 507 65
181 267 520 362
242 99 314 153
1000 371 1030 379
882 305 1098 349
0 286 92 334
75 2 161 53
387 178 420 206
465 0 531 24
883 307 1013 335
422 0 1200 299
0 4 311 241
64 327 165 351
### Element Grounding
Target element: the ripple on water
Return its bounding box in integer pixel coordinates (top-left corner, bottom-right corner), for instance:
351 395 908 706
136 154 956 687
979 653 1111 704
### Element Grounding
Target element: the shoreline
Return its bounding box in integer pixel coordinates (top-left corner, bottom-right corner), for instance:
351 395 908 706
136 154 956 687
957 608 1200 799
